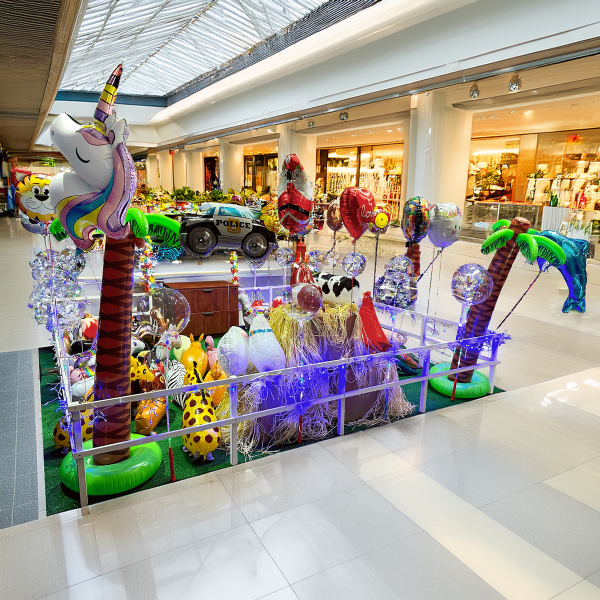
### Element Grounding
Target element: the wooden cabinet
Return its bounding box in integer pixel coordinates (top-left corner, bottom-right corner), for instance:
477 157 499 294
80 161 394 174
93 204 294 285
165 280 239 337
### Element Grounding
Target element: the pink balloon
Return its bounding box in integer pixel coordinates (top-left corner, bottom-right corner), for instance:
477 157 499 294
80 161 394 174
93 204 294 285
340 187 375 241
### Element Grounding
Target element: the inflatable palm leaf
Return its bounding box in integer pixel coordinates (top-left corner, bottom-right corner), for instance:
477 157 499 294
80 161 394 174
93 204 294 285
481 228 514 255
515 233 538 263
531 235 566 266
490 219 511 232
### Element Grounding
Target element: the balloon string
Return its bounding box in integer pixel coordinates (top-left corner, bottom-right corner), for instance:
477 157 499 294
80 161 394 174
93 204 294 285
495 270 542 330
435 249 443 318
417 249 443 282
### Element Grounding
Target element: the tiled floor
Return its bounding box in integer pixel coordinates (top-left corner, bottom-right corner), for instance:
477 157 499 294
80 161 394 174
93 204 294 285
2 214 600 598
0 349 42 528
0 369 600 599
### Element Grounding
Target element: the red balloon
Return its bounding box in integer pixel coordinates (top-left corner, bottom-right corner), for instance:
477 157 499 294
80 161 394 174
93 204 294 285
290 262 314 285
340 187 375 241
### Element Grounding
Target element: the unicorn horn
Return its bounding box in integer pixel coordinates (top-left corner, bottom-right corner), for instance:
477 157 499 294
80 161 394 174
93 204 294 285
94 64 123 130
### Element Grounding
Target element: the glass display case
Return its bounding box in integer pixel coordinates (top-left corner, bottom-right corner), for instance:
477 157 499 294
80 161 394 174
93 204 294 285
325 147 358 195
461 201 543 240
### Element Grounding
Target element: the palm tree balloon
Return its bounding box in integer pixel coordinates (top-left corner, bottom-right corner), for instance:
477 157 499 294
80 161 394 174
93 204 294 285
449 217 565 384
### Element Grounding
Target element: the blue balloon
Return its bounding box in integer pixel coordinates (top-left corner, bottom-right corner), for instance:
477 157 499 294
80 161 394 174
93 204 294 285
536 230 588 313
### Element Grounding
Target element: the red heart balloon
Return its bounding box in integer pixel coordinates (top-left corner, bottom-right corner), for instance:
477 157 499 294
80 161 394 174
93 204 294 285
340 187 375 241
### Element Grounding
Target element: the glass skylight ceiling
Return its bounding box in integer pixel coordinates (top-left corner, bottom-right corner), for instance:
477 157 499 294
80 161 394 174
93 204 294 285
60 0 331 96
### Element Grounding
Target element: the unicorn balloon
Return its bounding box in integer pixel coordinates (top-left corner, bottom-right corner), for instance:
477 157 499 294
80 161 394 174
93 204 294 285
49 65 139 250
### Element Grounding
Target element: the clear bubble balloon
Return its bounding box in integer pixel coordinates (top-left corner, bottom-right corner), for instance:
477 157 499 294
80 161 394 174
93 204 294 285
307 250 325 272
385 255 414 282
324 249 342 267
428 203 462 249
451 263 493 306
274 247 294 267
374 274 417 309
290 283 323 321
137 287 190 334
342 252 367 277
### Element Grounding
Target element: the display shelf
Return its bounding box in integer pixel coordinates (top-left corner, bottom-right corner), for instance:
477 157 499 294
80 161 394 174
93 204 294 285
461 202 543 241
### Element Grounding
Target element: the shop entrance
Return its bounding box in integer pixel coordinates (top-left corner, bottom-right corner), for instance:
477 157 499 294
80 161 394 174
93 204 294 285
244 154 278 194
205 156 219 191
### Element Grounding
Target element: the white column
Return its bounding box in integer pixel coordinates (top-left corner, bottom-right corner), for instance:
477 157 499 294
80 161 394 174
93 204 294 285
173 150 186 189
406 91 472 213
278 123 317 187
157 150 173 191
146 154 159 189
219 139 243 192
186 151 205 193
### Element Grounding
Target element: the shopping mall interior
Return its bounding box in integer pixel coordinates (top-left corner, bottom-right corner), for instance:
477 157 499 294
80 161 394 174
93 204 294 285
1 1 600 599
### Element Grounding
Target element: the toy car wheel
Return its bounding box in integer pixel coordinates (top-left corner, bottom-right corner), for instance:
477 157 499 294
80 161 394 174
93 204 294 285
242 231 269 259
185 225 217 256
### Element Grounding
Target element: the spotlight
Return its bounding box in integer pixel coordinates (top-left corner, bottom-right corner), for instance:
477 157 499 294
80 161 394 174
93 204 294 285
469 83 480 99
508 73 521 93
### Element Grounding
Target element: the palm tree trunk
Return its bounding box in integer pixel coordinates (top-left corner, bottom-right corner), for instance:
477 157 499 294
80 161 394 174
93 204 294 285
92 235 135 465
406 242 421 277
450 217 530 383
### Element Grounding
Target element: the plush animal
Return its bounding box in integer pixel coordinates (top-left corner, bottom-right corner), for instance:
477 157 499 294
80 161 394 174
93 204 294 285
165 360 187 409
217 327 249 376
155 329 182 361
180 334 207 375
316 272 360 304
203 361 229 407
248 315 286 372
181 363 221 460
135 371 166 436
205 336 218 370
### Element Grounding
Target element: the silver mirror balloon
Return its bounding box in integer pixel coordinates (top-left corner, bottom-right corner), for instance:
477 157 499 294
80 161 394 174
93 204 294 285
373 254 418 309
451 263 493 324
428 203 462 249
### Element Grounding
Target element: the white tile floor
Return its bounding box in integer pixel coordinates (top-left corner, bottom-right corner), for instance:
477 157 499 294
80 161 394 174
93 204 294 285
1 214 600 599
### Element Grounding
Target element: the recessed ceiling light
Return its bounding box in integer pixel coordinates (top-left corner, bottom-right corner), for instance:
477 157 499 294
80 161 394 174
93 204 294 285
570 103 579 106
510 111 516 114
532 90 537 94
211 101 215 104
387 130 392 132
525 110 533 115
508 73 521 93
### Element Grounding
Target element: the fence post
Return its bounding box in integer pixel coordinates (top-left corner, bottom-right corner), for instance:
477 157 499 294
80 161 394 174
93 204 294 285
419 350 431 414
229 383 238 466
337 364 347 436
71 410 89 513
489 337 499 392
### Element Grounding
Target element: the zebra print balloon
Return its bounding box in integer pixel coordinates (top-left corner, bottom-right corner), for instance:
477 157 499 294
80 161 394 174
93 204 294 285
166 360 187 409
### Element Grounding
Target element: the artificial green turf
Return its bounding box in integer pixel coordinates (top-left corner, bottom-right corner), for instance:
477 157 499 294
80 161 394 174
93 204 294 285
39 347 503 515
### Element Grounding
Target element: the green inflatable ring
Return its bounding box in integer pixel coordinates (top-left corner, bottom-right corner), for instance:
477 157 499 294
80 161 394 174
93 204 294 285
145 213 181 247
59 434 162 496
428 362 490 399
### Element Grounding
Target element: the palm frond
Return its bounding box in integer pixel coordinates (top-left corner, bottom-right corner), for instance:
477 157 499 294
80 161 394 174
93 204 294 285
516 233 538 263
482 228 514 255
527 228 540 235
490 219 511 232
531 235 566 265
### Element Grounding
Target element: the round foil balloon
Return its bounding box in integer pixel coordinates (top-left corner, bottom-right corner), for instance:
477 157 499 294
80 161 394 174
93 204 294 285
277 154 313 235
326 199 343 232
137 287 190 334
451 263 493 306
369 208 391 235
291 283 322 321
342 252 366 277
274 247 294 267
386 255 415 282
401 196 431 243
340 187 375 241
16 174 55 223
428 203 462 248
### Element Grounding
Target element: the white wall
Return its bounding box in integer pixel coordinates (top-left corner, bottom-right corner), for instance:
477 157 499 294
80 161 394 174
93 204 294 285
157 150 173 191
146 155 159 189
173 151 187 189
219 140 243 191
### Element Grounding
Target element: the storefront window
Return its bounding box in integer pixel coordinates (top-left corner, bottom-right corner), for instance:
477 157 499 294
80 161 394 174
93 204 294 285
358 144 403 199
533 129 600 209
467 137 519 202
326 148 357 195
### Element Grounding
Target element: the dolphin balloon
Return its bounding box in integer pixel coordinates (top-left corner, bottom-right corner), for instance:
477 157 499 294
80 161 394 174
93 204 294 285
536 230 589 313
49 65 141 250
